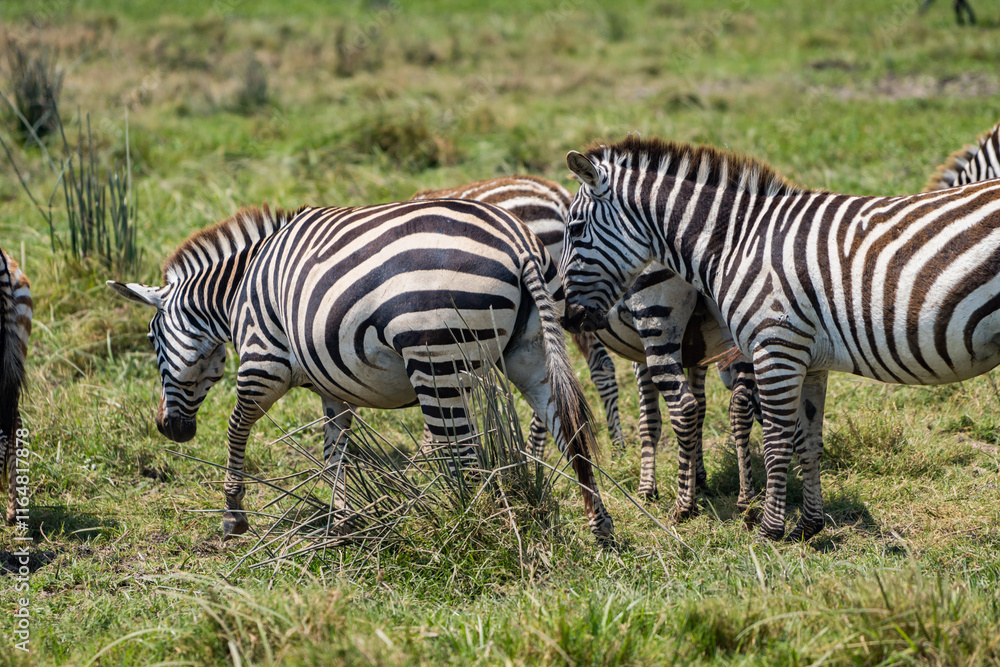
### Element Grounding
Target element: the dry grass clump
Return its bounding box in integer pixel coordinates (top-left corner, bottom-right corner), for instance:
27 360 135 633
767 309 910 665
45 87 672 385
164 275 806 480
3 39 64 141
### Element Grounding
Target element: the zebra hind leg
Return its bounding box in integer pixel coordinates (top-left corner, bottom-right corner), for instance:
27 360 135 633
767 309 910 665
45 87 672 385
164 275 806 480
321 398 360 532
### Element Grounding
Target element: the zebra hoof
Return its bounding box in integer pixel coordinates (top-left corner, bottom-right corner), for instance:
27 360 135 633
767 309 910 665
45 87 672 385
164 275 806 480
785 517 824 543
673 503 698 523
222 512 250 540
638 487 659 502
757 522 785 542
739 505 761 531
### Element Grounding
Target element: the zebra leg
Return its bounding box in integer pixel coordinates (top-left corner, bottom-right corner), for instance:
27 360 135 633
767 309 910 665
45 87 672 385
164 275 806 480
3 413 20 526
646 357 701 521
787 370 828 542
689 365 708 491
222 369 289 539
507 330 614 544
728 359 761 523
527 414 548 460
755 356 807 542
321 398 353 515
572 333 623 451
633 362 661 501
404 353 480 481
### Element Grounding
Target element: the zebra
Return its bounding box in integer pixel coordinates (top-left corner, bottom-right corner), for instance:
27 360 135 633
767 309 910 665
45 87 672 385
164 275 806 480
108 201 615 545
413 175 758 519
1 248 32 526
925 120 1000 192
411 175 623 453
559 134 1000 541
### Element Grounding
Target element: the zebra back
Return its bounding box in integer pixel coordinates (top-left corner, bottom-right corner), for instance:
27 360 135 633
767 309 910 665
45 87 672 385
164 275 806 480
924 121 1000 192
413 175 571 257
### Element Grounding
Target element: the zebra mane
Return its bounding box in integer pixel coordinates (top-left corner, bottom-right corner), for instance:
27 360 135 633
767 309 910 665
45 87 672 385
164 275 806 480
163 204 308 283
586 135 812 197
923 121 1000 192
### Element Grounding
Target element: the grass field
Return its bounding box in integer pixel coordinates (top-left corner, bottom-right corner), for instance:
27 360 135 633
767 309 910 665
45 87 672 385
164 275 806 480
1 0 1000 664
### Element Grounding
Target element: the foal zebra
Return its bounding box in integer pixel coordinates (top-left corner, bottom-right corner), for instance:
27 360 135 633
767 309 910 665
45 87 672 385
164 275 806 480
413 175 756 517
925 120 1000 192
560 134 1000 541
1 248 32 526
412 175 623 452
109 202 615 545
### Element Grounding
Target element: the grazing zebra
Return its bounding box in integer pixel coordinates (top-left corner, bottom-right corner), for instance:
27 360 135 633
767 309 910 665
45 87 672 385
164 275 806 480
925 120 1000 192
560 134 1000 541
1 248 32 526
414 175 758 518
412 175 623 452
108 202 615 545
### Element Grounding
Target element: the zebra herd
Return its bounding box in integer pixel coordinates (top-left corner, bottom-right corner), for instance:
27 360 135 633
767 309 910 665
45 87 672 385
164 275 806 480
3 121 998 547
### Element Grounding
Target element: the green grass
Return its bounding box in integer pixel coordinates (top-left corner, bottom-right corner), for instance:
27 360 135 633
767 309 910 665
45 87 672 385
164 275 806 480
2 0 1000 664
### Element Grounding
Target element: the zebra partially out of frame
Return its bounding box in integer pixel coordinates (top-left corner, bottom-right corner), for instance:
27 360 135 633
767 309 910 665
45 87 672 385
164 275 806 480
411 176 624 452
108 202 615 545
1 248 32 526
560 134 1000 542
925 120 1000 192
413 175 757 518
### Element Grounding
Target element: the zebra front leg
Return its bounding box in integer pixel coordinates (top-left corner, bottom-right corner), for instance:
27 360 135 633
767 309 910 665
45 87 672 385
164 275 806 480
572 333 623 451
786 370 828 542
688 365 708 491
754 354 807 542
633 362 661 501
646 358 701 521
222 370 288 539
727 358 760 523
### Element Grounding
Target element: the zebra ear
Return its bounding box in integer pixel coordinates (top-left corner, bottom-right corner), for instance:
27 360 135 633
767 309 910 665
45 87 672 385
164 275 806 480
567 151 608 197
106 281 165 308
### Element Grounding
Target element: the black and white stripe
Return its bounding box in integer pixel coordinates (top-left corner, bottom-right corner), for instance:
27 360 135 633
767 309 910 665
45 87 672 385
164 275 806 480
415 175 758 517
413 175 623 450
1 248 32 526
925 120 1000 192
561 135 1000 541
109 201 615 545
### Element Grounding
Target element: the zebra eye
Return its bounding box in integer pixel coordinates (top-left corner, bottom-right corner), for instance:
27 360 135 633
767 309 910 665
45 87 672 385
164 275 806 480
566 221 585 239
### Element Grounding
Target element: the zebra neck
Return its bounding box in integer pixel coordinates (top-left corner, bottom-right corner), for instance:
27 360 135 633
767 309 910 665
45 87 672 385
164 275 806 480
642 179 742 299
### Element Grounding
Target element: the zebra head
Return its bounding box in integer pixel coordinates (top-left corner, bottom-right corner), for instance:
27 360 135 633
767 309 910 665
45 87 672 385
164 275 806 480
107 281 226 443
560 150 653 334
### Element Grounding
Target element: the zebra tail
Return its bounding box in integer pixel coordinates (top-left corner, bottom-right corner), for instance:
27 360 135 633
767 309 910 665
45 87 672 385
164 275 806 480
0 256 25 494
519 252 601 466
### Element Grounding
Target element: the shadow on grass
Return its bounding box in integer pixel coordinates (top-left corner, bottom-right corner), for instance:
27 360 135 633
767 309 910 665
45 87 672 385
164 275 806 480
0 549 57 575
32 505 120 542
706 442 883 547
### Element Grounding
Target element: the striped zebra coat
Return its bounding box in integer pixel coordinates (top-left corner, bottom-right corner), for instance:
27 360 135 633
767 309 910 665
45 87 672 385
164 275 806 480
1 248 32 526
108 202 615 545
925 120 1000 192
413 175 756 517
411 175 623 452
560 134 1000 541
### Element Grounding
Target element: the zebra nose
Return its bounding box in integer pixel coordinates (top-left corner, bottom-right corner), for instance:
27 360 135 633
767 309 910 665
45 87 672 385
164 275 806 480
562 303 607 333
157 416 197 443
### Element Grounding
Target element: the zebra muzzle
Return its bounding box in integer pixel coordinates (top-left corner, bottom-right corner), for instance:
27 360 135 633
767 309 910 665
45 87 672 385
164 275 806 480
157 416 197 443
562 303 608 334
